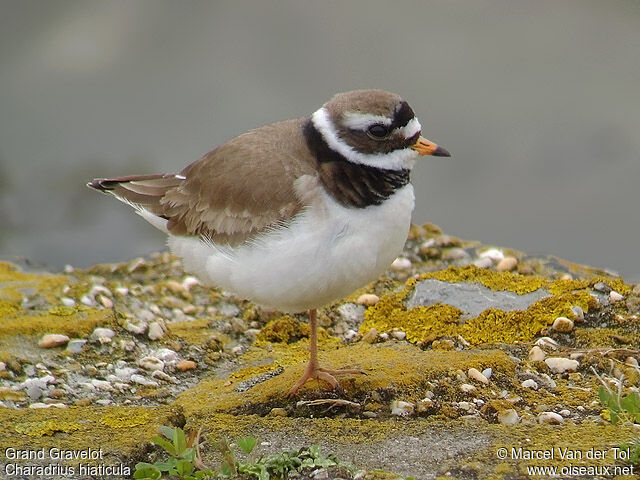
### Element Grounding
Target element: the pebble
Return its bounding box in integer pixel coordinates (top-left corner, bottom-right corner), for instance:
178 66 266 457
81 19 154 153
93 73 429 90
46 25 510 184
498 409 520 425
551 316 574 333
559 409 571 417
522 379 539 390
65 339 87 354
268 407 288 417
231 345 244 355
153 348 180 365
391 330 407 341
38 334 70 348
356 294 380 306
0 362 5 372
528 346 546 362
361 327 378 344
468 368 489 385
496 257 518 272
125 321 147 335
61 297 76 307
120 340 136 352
344 329 358 341
91 379 114 391
538 412 564 424
336 303 365 324
482 368 493 379
176 360 197 371
473 257 494 269
442 248 469 261
147 322 165 340
571 305 584 322
90 328 115 343
98 295 113 308
139 357 165 372
130 374 159 387
391 257 412 270
114 367 138 382
460 383 477 393
152 370 175 382
390 400 415 417
545 357 579 374
480 248 504 262
535 337 558 350
378 332 389 341
610 290 624 302
593 281 611 293
230 317 247 333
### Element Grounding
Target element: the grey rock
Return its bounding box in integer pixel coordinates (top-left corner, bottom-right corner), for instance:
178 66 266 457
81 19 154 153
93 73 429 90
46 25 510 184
407 279 551 321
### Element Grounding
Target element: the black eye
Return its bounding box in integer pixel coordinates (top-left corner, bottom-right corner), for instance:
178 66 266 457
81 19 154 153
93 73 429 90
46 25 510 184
367 124 390 139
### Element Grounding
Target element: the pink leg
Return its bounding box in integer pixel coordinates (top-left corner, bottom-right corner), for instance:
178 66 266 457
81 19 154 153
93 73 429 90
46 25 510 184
288 309 363 396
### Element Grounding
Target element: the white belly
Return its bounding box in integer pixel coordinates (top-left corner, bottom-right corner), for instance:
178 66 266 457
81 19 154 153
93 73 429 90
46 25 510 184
168 184 415 313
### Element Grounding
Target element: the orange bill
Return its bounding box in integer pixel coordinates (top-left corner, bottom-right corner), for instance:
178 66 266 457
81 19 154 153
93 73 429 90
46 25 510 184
411 136 451 157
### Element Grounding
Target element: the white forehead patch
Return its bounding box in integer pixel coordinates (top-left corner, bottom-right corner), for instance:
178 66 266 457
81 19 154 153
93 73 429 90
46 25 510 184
342 112 393 130
399 117 421 139
312 107 419 171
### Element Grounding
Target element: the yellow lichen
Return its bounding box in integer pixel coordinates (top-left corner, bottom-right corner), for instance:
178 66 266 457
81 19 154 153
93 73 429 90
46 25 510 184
0 309 110 338
256 316 311 344
360 267 599 345
100 408 151 428
15 420 81 437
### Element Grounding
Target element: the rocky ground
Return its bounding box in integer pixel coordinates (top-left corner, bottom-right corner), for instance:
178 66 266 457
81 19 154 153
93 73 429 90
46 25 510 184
1 223 639 479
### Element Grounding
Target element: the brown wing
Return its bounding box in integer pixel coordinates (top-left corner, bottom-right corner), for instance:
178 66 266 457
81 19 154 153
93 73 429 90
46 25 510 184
89 118 317 245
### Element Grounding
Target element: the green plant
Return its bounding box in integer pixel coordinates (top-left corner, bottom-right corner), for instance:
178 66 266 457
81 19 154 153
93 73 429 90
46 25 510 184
134 426 215 480
596 369 640 464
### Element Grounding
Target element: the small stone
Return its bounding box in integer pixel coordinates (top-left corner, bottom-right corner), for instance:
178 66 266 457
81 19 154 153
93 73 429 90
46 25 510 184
545 357 579 374
0 362 5 372
48 388 65 399
356 294 380 306
344 329 358 341
460 383 477 393
114 367 137 382
480 248 504 262
538 411 564 424
90 328 115 343
390 400 415 417
610 290 624 302
482 368 493 379
442 248 469 261
75 398 92 407
468 368 489 385
38 334 70 348
268 407 288 417
552 316 574 333
528 346 546 362
571 305 584 322
559 409 571 417
391 330 407 341
498 409 519 425
98 295 113 308
522 379 539 390
362 411 377 418
361 327 378 344
231 345 243 355
91 379 114 391
138 357 165 372
378 332 389 341
61 297 76 307
176 360 197 371
473 257 494 269
230 317 247 333
130 374 159 386
391 257 412 270
125 321 147 335
120 340 136 352
65 339 87 354
593 281 611 293
148 322 165 340
496 257 518 272
153 348 180 364
535 337 558 350
337 303 365 324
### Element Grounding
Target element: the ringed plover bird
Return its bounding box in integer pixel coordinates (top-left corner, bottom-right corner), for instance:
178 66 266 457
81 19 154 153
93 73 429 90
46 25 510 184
88 89 450 396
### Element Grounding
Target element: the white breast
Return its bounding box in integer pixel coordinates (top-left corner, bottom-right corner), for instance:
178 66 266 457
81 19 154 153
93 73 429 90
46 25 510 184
168 184 415 313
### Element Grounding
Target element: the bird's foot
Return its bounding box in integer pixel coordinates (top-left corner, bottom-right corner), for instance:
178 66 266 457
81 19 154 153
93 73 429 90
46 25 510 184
288 362 364 397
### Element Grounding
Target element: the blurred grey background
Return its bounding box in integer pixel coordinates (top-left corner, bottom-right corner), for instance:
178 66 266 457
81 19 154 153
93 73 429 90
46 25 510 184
1 0 639 281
